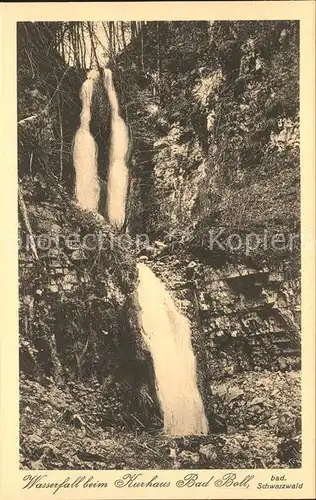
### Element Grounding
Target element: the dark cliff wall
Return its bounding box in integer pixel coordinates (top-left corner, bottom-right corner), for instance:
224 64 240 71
19 176 146 423
17 22 85 191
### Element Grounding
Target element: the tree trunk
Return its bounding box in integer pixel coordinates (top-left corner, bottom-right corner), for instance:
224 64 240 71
140 22 145 72
131 21 137 40
57 90 64 181
121 21 126 48
109 21 113 57
115 21 121 52
157 22 162 103
87 22 101 70
80 23 87 68
112 21 116 54
18 186 39 261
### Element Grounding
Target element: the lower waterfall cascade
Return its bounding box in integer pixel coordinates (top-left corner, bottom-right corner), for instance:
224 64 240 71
136 262 209 436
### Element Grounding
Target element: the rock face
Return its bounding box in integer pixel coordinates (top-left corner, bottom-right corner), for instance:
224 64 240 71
123 22 299 255
18 176 153 425
115 20 301 387
191 261 300 377
19 18 300 424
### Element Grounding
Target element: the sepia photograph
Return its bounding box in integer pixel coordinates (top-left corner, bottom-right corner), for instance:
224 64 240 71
17 18 302 474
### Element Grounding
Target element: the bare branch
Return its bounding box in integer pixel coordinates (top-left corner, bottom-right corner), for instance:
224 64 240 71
18 186 39 261
18 66 70 125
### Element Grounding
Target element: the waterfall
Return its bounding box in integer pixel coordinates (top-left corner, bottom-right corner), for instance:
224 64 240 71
72 67 208 437
136 263 209 436
103 69 129 230
73 69 100 212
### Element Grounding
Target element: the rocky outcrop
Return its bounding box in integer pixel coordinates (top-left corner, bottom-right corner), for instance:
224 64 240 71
18 175 148 424
119 20 300 387
142 247 300 382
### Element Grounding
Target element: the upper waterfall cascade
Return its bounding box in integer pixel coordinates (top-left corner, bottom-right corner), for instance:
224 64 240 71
103 69 129 230
73 69 100 212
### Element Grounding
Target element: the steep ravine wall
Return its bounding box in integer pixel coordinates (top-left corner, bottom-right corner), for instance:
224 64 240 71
119 21 299 242
119 20 300 377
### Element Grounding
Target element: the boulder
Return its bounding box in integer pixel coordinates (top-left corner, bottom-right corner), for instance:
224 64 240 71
199 443 218 464
179 450 200 466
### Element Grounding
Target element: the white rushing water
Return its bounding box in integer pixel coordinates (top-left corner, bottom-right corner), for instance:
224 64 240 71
73 66 208 437
73 69 100 212
136 263 209 436
103 69 129 229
